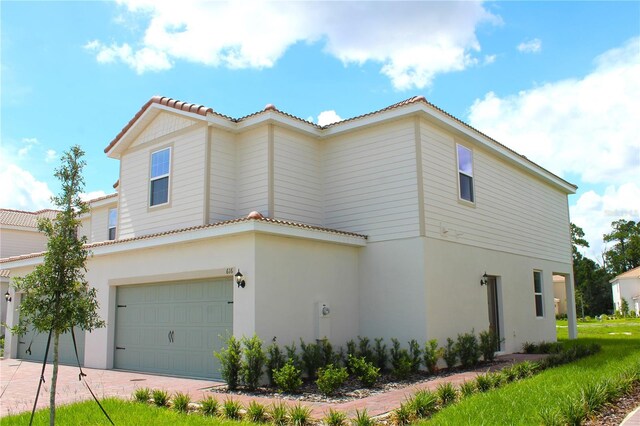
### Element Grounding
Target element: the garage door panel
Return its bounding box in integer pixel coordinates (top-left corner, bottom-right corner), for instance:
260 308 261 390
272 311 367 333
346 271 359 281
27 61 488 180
115 278 232 379
18 327 85 366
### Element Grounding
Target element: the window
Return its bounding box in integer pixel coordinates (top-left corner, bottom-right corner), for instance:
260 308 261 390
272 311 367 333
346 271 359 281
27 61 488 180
533 271 544 317
456 144 474 202
108 208 117 240
150 148 170 206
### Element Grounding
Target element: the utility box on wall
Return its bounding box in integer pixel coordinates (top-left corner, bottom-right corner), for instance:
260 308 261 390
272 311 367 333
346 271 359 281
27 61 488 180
315 301 331 340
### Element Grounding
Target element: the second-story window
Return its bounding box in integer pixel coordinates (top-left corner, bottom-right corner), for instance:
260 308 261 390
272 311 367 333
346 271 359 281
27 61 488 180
108 207 117 240
456 144 475 203
150 147 171 207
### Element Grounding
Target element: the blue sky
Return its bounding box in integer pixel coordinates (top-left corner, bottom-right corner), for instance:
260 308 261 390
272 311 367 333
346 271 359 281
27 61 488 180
1 1 639 261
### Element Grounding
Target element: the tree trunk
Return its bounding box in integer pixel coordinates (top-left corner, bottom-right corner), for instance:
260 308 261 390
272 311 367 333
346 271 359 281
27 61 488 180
50 331 60 426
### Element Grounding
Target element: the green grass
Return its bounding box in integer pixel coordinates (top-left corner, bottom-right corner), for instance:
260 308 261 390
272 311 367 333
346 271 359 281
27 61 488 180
1 398 255 426
424 319 640 425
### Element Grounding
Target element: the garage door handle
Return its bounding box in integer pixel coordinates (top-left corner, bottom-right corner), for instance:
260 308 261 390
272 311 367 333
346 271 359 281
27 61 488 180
116 346 125 350
168 330 174 343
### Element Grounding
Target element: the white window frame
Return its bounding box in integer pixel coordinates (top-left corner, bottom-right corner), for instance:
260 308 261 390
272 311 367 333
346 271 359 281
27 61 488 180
533 270 544 318
149 147 171 207
456 143 475 203
108 207 117 240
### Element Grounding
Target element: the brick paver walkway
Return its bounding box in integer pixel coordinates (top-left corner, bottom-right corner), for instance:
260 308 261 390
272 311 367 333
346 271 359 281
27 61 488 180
1 354 546 419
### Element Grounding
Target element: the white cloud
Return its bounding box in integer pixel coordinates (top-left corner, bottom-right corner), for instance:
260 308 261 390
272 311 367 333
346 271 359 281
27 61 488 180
316 110 343 126
45 149 57 163
570 183 640 262
87 0 500 89
18 137 39 158
468 37 640 185
0 164 54 211
80 191 108 202
517 38 542 53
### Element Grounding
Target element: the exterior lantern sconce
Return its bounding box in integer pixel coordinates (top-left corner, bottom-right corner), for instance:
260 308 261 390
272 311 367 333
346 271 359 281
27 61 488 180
235 270 246 288
480 272 488 287
4 290 11 302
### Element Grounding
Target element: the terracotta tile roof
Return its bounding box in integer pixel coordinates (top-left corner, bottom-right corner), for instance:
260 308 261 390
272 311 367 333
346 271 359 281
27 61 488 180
86 193 118 204
0 209 59 228
104 96 214 154
613 266 640 280
0 216 367 264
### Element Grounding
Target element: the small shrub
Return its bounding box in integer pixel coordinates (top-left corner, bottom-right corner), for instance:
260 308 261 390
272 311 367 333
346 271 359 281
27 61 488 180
352 408 375 426
270 402 288 426
489 371 503 388
522 341 537 354
479 329 500 362
346 339 357 360
324 408 348 426
372 338 388 371
241 334 267 390
172 391 191 413
214 334 242 390
475 373 492 392
247 400 267 423
410 389 438 418
580 382 608 414
132 387 150 403
456 330 481 368
500 364 519 383
459 381 476 398
222 398 243 420
393 402 413 426
423 339 441 374
436 382 457 407
285 341 301 369
300 338 322 378
316 364 349 396
267 341 285 386
319 338 336 368
390 338 413 379
348 355 380 387
560 396 588 426
199 396 219 416
152 389 169 407
408 339 422 373
358 336 374 363
273 359 303 393
539 407 563 426
514 361 539 379
289 403 312 426
443 338 458 369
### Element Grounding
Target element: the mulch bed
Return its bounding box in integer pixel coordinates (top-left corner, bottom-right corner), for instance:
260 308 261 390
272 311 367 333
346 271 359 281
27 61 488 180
585 384 640 426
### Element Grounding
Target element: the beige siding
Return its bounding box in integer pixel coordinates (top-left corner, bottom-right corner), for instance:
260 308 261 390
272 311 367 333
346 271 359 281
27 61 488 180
421 120 571 262
323 119 420 241
89 204 116 243
131 112 197 149
236 127 268 217
118 126 207 238
209 129 237 222
274 127 323 225
78 217 91 242
0 229 47 258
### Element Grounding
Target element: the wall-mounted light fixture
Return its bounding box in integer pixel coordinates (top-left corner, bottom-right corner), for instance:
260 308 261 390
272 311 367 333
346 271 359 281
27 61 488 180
480 272 488 286
235 270 246 288
4 290 11 302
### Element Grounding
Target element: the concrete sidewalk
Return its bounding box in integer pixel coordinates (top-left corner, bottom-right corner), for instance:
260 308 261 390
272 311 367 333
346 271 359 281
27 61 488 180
0 354 546 419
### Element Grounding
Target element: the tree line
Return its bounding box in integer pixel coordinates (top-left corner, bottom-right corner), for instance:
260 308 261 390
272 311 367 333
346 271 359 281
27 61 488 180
571 220 640 316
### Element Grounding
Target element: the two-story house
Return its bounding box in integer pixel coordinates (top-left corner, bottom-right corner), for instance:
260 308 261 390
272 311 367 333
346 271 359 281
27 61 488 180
2 95 578 379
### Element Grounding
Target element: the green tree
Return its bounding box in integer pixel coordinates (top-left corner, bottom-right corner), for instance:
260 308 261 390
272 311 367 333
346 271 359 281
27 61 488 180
10 146 105 425
571 223 613 316
603 219 640 275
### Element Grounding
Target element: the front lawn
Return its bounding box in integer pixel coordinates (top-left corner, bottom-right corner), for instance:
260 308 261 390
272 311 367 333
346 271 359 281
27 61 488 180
3 319 638 425
424 319 640 425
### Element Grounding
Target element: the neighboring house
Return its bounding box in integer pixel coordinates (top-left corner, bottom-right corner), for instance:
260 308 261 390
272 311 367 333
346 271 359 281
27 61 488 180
0 209 58 335
1 95 578 379
610 266 640 316
553 275 567 317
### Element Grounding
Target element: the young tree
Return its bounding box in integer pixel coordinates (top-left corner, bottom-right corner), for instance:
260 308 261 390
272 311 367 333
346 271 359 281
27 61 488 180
10 146 105 425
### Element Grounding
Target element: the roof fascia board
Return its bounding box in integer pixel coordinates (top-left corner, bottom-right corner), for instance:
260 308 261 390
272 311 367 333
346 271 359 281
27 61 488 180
0 225 43 232
107 104 207 158
1 220 366 268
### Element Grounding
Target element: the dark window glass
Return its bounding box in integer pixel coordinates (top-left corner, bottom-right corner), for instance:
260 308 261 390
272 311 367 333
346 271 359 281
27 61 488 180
150 176 169 206
459 173 474 202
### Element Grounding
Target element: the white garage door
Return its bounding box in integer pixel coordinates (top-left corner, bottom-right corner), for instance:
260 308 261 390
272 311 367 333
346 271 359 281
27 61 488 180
114 278 233 379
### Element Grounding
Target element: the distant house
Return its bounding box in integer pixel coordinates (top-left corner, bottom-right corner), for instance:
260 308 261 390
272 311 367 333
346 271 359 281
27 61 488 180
1 95 578 379
610 266 640 316
0 209 58 335
553 275 568 317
